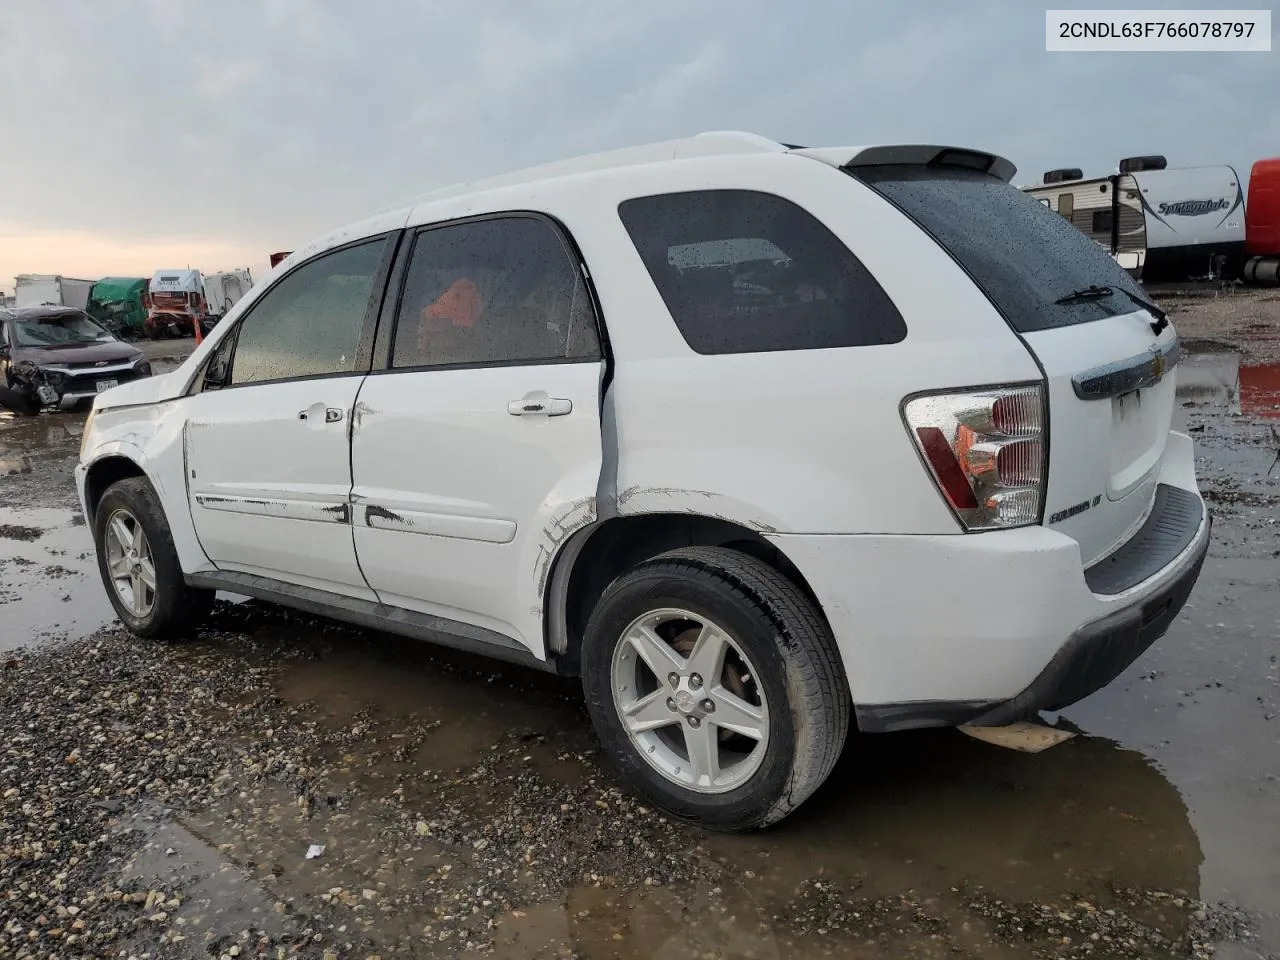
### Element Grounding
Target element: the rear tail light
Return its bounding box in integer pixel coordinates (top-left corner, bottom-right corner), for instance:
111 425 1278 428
903 383 1047 530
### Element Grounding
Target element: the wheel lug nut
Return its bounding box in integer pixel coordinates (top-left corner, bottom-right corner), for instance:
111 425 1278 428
687 716 701 728
689 674 703 689
702 699 715 712
667 673 679 687
666 698 676 712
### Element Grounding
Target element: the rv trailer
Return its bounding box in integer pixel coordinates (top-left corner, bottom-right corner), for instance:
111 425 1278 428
1023 156 1246 283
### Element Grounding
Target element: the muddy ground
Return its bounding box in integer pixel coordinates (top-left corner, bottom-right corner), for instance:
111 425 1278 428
1 297 1278 960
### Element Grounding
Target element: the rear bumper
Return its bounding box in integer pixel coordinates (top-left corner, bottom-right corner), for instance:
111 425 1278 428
962 502 1208 727
767 430 1209 731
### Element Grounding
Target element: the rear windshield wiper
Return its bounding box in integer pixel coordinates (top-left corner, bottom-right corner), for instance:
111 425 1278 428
1112 286 1169 333
1053 284 1168 334
1053 284 1114 306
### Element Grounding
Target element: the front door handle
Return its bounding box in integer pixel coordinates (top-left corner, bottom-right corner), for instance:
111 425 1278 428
508 392 572 417
298 404 345 424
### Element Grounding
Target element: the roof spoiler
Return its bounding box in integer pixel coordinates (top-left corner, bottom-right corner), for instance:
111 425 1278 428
840 145 1017 183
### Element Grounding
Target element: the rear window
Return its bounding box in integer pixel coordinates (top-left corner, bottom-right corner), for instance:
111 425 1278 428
850 165 1149 333
618 189 906 355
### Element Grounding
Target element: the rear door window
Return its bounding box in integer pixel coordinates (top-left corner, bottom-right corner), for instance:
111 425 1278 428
391 216 600 369
618 189 906 355
850 165 1149 333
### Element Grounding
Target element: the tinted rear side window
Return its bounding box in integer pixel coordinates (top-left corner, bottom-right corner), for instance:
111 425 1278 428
391 216 600 369
851 165 1149 333
618 190 905 354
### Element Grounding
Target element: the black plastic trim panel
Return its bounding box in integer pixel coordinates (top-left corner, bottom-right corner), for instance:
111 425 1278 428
1084 484 1203 595
187 571 561 674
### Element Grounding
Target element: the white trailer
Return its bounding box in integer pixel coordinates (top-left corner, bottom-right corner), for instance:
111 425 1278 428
201 268 253 318
1023 158 1246 282
14 274 96 310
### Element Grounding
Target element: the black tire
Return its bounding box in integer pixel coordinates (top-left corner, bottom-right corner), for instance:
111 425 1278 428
581 546 849 832
93 476 214 639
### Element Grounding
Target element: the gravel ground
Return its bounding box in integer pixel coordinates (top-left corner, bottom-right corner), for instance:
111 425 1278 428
2 613 1268 959
1163 287 1280 363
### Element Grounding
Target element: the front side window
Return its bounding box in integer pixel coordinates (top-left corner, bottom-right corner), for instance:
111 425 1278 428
618 189 906 355
229 238 387 386
391 216 599 369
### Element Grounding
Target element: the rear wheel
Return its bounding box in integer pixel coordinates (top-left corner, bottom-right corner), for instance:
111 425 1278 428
582 546 849 831
93 476 214 638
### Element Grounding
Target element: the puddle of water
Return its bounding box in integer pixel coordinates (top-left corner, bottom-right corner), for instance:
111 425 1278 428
270 624 591 792
1065 554 1280 949
120 802 290 952
0 505 115 649
0 411 84 455
1240 362 1280 420
1177 352 1241 413
213 614 1211 956
1178 350 1280 422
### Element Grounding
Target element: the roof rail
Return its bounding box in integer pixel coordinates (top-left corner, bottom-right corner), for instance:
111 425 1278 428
380 131 788 213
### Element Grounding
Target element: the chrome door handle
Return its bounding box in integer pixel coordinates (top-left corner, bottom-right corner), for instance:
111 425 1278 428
508 392 571 417
325 407 344 423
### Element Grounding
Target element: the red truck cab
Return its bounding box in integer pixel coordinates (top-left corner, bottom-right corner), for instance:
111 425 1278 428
143 269 207 339
1246 158 1280 257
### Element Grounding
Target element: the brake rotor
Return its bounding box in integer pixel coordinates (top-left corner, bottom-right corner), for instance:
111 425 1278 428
671 624 752 741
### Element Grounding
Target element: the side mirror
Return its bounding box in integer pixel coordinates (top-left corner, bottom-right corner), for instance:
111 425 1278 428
203 359 228 390
0 343 10 360
201 334 236 391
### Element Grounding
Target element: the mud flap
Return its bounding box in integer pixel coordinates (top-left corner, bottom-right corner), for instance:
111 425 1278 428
958 721 1077 753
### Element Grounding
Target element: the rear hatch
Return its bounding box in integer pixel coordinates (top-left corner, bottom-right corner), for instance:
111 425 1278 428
850 162 1178 566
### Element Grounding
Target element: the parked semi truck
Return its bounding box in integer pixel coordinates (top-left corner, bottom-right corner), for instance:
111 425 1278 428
202 269 253 320
1244 157 1280 284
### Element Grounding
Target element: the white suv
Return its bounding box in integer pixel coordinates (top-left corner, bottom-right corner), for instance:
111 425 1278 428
77 132 1209 831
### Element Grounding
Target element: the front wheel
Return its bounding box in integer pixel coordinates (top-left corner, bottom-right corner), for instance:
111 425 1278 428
93 476 214 638
581 546 849 831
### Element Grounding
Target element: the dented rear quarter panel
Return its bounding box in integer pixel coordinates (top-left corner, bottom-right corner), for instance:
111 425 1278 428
548 154 1042 535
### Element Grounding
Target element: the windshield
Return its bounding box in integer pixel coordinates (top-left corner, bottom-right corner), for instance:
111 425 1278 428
849 164 1151 333
10 312 116 347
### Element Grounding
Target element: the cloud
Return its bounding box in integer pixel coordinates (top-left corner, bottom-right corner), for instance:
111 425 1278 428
1 0 1276 290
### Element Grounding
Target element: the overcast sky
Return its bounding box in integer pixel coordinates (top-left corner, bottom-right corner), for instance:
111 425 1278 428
1 0 1276 294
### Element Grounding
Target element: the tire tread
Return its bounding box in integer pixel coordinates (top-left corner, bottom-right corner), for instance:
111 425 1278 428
95 476 213 639
590 545 849 829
